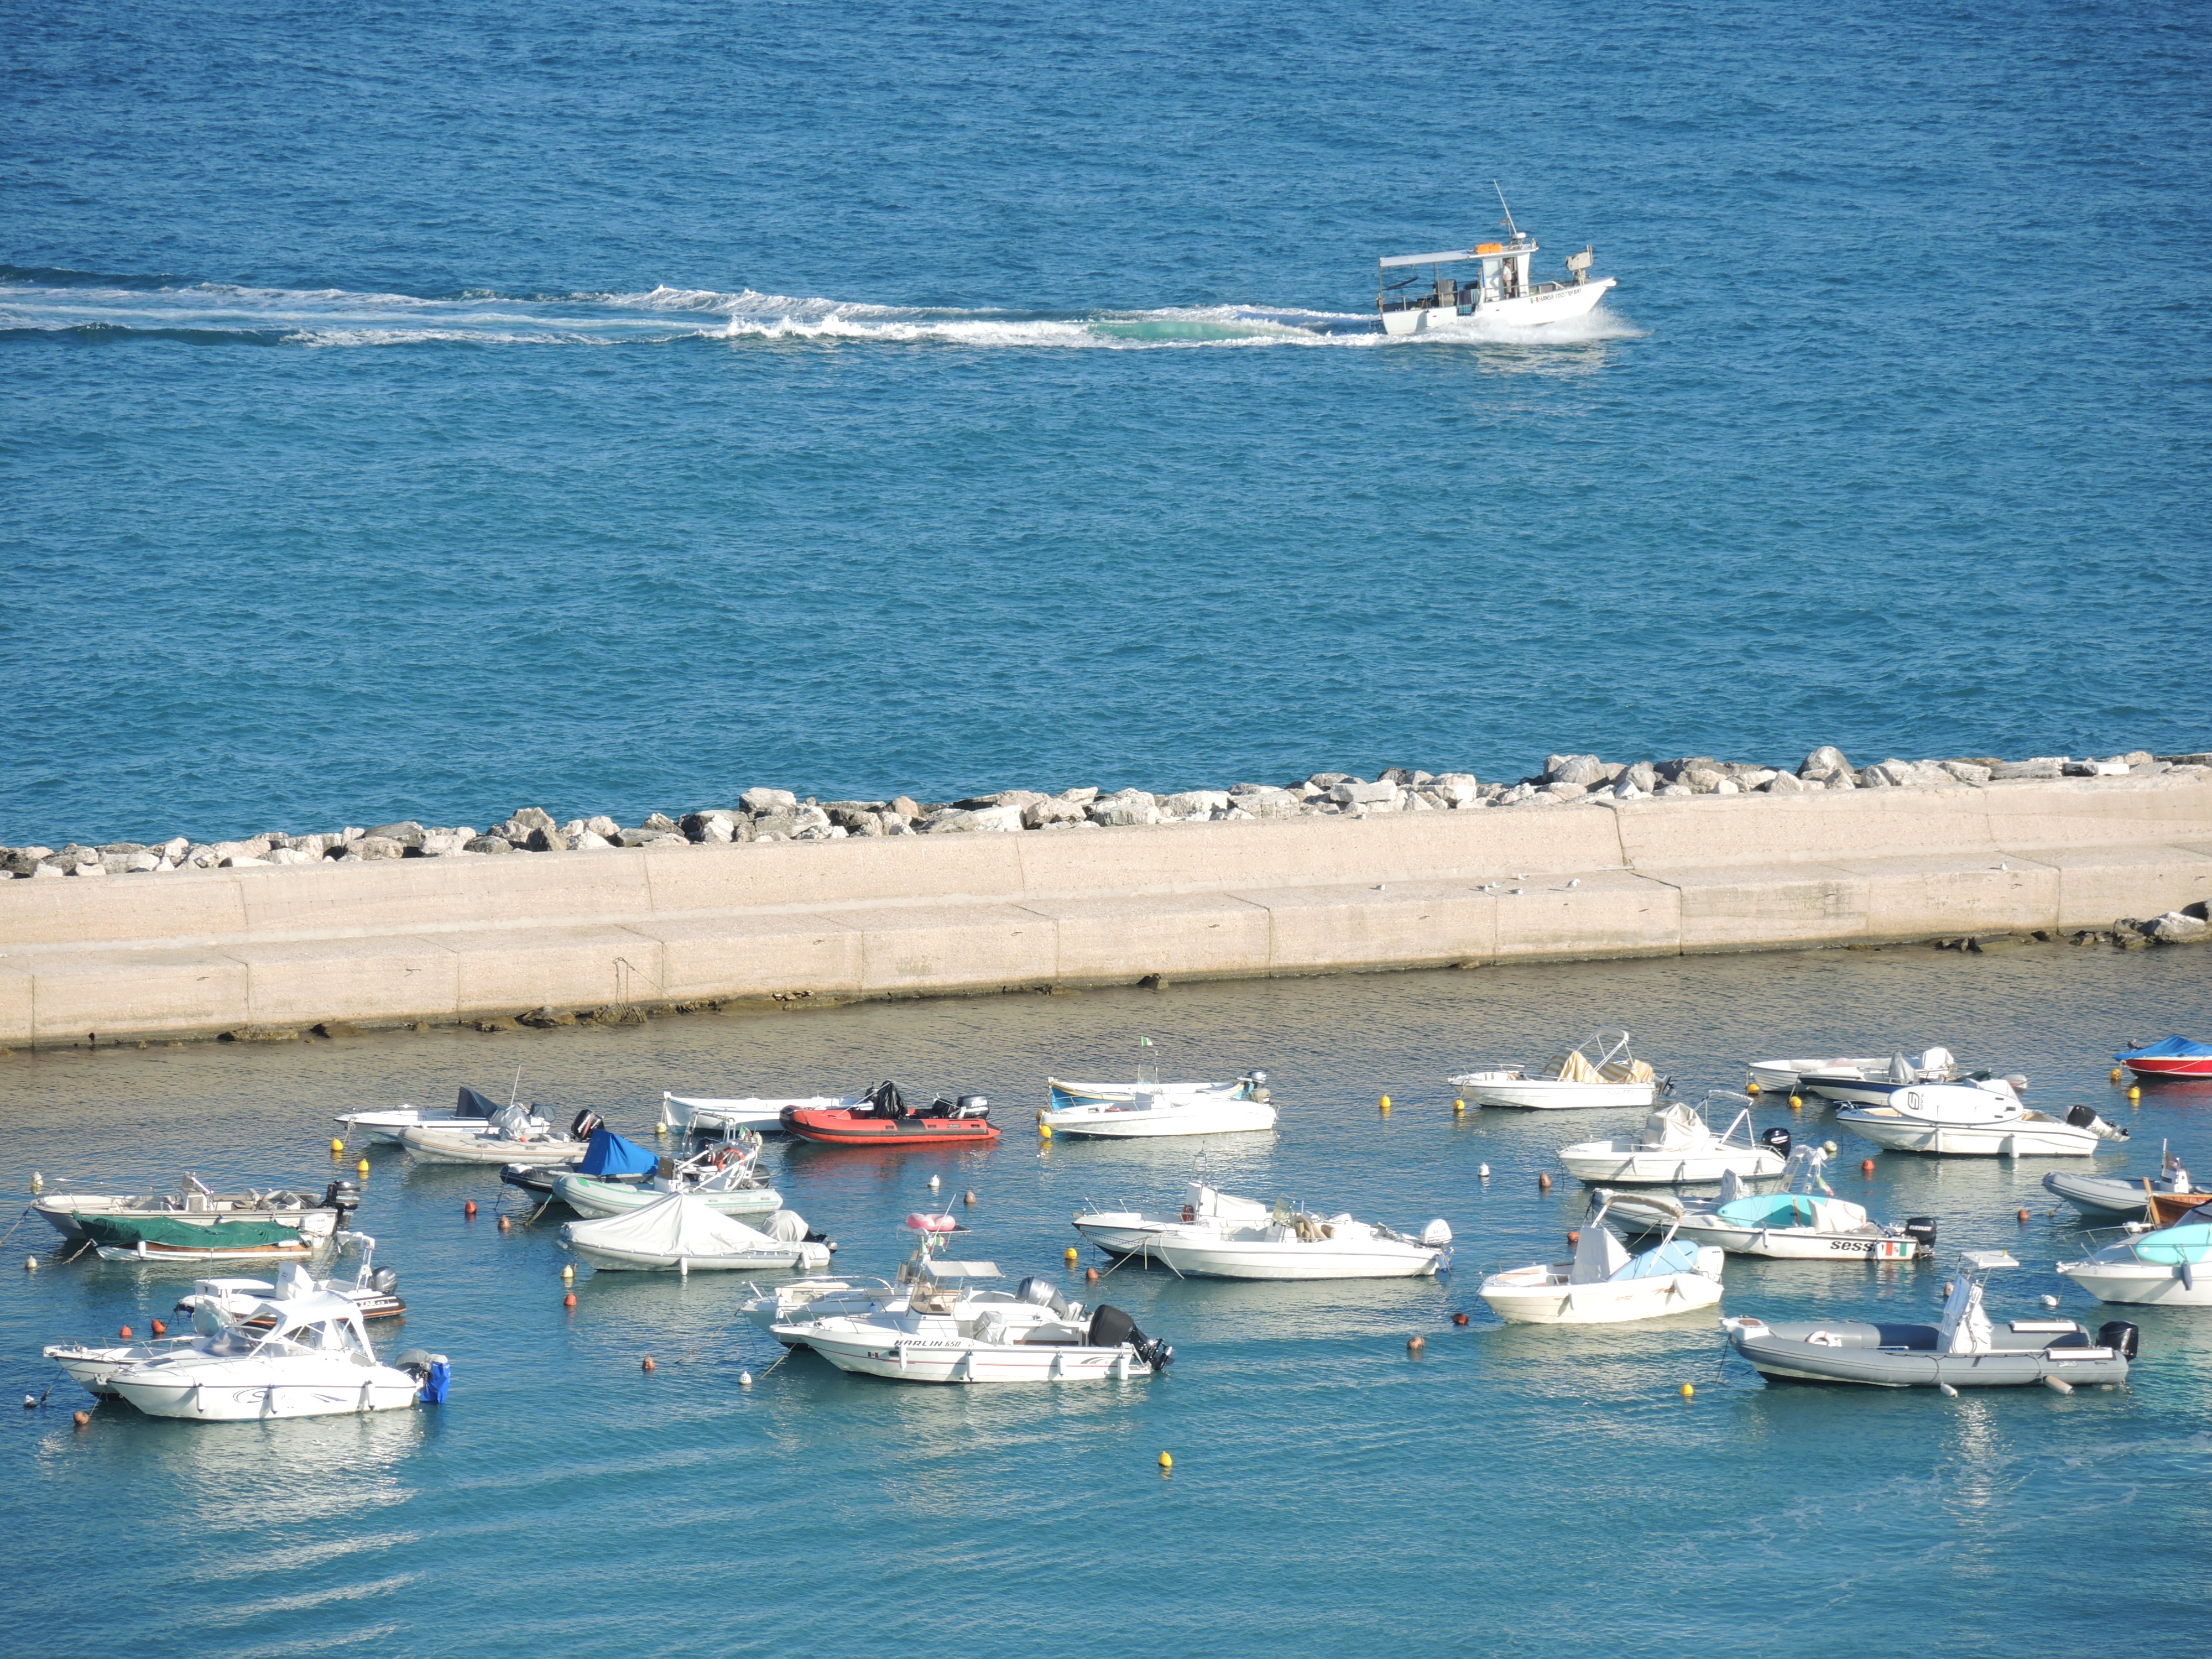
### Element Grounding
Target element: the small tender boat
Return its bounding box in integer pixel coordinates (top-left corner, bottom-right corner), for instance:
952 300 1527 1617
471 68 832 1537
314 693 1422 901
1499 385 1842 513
2058 1213 2212 1306
174 1233 406 1324
661 1090 861 1135
1072 1182 1272 1255
103 1290 448 1421
1478 1194 1724 1325
1376 187 1615 337
84 1214 319 1262
561 1191 832 1274
1836 1083 2127 1157
778 1267 1171 1384
33 1174 357 1242
1138 1200 1449 1280
1723 1251 2137 1388
743 1213 967 1344
1039 1072 1275 1139
1447 1028 1662 1111
1747 1047 1958 1094
398 1103 601 1166
554 1131 782 1218
1799 1053 2022 1108
1555 1093 1789 1186
337 1084 542 1146
2116 1036 2212 1082
1670 1150 1935 1260
2043 1147 2194 1222
508 1124 661 1202
782 1081 997 1147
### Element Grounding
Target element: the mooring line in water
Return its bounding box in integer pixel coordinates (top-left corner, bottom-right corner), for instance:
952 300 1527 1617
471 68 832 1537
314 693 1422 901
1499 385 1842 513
0 1206 32 1250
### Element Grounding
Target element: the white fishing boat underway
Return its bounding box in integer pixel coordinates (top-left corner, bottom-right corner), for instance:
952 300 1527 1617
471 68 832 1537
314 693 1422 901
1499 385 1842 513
1377 185 1614 337
1554 1093 1790 1186
1448 1027 1662 1110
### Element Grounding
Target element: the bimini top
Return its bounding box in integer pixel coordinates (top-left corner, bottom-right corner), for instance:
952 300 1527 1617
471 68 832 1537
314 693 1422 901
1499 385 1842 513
2117 1036 2212 1061
1378 239 1526 269
1959 1250 2020 1272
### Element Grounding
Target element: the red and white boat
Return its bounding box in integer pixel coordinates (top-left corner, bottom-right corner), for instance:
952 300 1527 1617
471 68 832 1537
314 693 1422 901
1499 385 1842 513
2117 1037 2212 1082
781 1081 999 1147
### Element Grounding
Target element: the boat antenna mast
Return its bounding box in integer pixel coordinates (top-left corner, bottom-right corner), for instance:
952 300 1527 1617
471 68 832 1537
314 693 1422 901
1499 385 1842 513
1493 180 1520 240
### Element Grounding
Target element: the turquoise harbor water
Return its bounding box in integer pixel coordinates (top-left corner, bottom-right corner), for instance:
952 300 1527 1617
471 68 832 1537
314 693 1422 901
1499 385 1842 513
4 0 2210 845
3 946 2210 1653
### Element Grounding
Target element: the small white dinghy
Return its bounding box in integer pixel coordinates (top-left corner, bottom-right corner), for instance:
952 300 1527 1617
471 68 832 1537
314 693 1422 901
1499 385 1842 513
1139 1198 1450 1280
561 1191 832 1274
1837 1083 2128 1157
1478 1194 1724 1324
2058 1205 2212 1306
1747 1047 1958 1095
1672 1150 1936 1260
1447 1029 1662 1110
398 1102 596 1166
1072 1182 1271 1256
1555 1093 1790 1186
1039 1073 1275 1139
660 1091 860 1135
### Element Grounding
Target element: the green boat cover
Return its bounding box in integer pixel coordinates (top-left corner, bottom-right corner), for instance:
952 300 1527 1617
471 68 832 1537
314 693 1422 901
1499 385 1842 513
80 1213 303 1250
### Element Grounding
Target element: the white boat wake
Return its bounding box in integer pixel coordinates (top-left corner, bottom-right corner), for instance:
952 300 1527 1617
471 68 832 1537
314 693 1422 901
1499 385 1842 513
0 270 1641 351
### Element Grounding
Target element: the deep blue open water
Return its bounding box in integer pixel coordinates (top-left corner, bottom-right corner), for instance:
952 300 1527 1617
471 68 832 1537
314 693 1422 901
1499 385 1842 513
4 0 2209 846
3 945 2210 1654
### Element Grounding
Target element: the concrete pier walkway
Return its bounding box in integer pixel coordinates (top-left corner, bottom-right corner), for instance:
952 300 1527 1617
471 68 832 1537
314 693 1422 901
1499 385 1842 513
4 776 2208 1047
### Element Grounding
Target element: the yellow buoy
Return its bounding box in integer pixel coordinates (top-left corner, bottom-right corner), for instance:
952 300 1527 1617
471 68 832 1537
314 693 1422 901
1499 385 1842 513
331 1137 345 1154
357 1159 370 1175
1157 1451 1173 1470
1788 1094 1803 1111
1379 1095 1391 1114
1065 1246 1079 1263
2129 1086 2142 1100
1679 1383 1694 1399
2110 1067 2125 1083
1453 1098 1465 1114
1745 1081 1761 1095
1039 1123 1053 1140
656 1121 668 1137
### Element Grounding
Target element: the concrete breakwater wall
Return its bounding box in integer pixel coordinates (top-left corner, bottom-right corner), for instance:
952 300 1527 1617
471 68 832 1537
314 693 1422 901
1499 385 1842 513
3 774 2209 1050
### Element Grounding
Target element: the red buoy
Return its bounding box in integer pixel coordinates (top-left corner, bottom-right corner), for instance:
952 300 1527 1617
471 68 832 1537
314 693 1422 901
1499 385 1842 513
1086 1267 1099 1282
72 1410 90 1428
563 1292 577 1308
1567 1230 1580 1246
150 1320 166 1337
1453 1312 1469 1327
1860 1159 1875 1175
465 1199 477 1217
118 1326 133 1339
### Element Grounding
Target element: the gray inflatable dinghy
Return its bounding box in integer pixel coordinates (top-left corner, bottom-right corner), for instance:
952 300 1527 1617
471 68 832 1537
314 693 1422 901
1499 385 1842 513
2043 1149 2192 1223
1722 1251 2135 1389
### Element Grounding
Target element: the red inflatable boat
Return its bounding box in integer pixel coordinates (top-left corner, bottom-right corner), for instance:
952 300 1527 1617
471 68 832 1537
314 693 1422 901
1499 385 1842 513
782 1082 999 1147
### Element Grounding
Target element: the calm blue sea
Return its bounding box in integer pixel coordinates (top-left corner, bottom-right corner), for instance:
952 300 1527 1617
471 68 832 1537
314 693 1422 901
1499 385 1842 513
4 0 2209 846
3 946 2209 1655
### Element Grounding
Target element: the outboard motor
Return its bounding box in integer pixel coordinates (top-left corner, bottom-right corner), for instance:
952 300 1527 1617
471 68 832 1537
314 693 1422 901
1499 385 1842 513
2097 1320 2141 1360
1902 1217 1938 1248
569 1108 603 1141
2065 1104 2126 1140
321 1178 362 1215
371 1267 399 1295
953 1094 991 1120
1244 1070 1271 1103
1087 1304 1172 1370
1760 1126 1792 1160
1014 1276 1071 1317
394 1349 451 1404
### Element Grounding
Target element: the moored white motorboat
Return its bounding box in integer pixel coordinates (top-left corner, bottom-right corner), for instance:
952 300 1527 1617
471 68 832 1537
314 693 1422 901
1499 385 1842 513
1138 1200 1450 1280
2058 1212 2212 1306
561 1191 831 1273
337 1084 542 1146
1071 1182 1272 1255
743 1212 971 1343
101 1290 448 1421
173 1233 406 1325
1555 1093 1789 1186
554 1133 781 1218
1376 189 1615 337
1799 1053 2022 1109
1724 1252 2136 1388
398 1102 599 1166
1039 1073 1275 1139
1670 1150 1935 1260
1447 1028 1662 1111
1747 1047 1959 1094
1478 1194 1723 1325
661 1090 860 1135
1837 1084 2127 1157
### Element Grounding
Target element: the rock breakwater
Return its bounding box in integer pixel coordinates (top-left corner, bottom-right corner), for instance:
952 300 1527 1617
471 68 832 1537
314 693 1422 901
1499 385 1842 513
6 744 2208 885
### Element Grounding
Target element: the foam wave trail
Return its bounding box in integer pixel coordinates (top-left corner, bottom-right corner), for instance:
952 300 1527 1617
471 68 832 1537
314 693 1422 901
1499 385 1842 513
0 270 1635 350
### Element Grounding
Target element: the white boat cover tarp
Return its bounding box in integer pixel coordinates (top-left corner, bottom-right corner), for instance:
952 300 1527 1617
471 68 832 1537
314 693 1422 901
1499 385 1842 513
762 1210 810 1242
1571 1222 1633 1284
1640 1103 1707 1150
1939 1277 1994 1355
567 1192 782 1258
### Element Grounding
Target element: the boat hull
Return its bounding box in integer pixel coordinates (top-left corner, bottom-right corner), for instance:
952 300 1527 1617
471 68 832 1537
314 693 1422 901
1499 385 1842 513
1037 1100 1276 1139
1450 1080 1658 1112
1836 1110 2103 1156
396 1126 582 1165
1725 1319 2128 1387
1478 1268 1721 1325
46 1337 202 1397
111 1366 421 1420
2121 1057 2212 1081
554 1175 782 1219
1676 1222 1919 1260
1071 1217 1168 1255
2054 1259 2212 1306
1556 1147 1785 1186
35 1197 338 1241
1380 276 1615 336
781 1108 1000 1147
2042 1170 2152 1222
792 1329 1150 1384
567 1241 807 1272
1142 1238 1439 1279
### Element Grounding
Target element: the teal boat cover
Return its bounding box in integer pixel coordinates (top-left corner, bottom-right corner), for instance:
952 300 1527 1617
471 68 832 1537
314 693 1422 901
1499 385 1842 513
578 1128 658 1177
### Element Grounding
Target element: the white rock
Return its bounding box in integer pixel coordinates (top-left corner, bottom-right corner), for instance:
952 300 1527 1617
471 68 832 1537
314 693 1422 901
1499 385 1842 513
1159 790 1230 818
70 860 107 877
31 862 64 878
1331 780 1398 808
125 851 160 873
740 787 797 813
575 831 613 850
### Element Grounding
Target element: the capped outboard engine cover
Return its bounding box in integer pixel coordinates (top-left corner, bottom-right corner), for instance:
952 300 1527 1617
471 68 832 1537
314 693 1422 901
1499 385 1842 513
569 1108 603 1141
1087 1304 1172 1369
394 1349 451 1404
321 1178 362 1213
1759 1126 1792 1159
1419 1218 1453 1248
1902 1217 1938 1246
954 1094 990 1119
2097 1320 2141 1359
371 1267 399 1295
1014 1276 1070 1317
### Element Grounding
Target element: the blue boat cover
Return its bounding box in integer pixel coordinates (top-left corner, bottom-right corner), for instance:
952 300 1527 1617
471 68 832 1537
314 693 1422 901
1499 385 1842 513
578 1127 659 1177
2116 1036 2212 1061
1616 1239 1707 1280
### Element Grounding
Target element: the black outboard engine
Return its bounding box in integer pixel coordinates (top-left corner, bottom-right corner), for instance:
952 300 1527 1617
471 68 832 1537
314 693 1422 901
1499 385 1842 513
953 1094 991 1120
1087 1304 1173 1369
321 1178 362 1215
1759 1126 1792 1160
2064 1104 2126 1140
2098 1320 2141 1359
1902 1217 1938 1248
570 1108 603 1141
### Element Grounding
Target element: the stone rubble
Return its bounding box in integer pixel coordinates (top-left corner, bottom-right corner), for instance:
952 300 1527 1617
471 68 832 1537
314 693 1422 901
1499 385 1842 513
7 743 2209 943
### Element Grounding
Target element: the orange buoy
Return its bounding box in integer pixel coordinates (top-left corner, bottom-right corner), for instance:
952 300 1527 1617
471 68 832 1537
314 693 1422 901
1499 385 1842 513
2017 1209 2032 1223
465 1199 477 1217
641 1356 656 1373
150 1320 166 1337
1567 1230 1580 1246
1538 1172 1552 1190
1453 1312 1469 1326
72 1410 90 1428
119 1326 133 1339
1861 1159 1875 1175
563 1292 577 1308
1406 1335 1425 1354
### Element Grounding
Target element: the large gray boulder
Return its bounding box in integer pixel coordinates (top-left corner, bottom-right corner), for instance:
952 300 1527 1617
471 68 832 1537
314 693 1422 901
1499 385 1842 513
740 787 797 813
1228 785 1301 820
1088 790 1161 827
1022 796 1091 828
2150 911 2210 944
1331 780 1398 808
465 834 514 854
1544 754 1608 787
528 825 571 852
1159 790 1230 819
922 804 1024 833
682 811 738 843
1798 746 1854 781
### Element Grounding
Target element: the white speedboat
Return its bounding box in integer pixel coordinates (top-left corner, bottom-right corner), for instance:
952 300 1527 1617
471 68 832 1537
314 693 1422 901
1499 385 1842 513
1837 1084 2127 1157
555 1135 781 1218
33 1173 358 1241
102 1291 447 1422
173 1233 406 1325
779 1270 1171 1385
2058 1211 2212 1306
1040 1072 1275 1139
1478 1194 1724 1324
1555 1093 1788 1186
337 1084 546 1146
1448 1027 1662 1110
1376 188 1614 337
1670 1151 1936 1260
1072 1182 1272 1255
1747 1047 1958 1094
661 1090 860 1135
560 1191 831 1274
397 1102 594 1166
1801 1055 2025 1109
744 1213 973 1343
1138 1201 1449 1280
